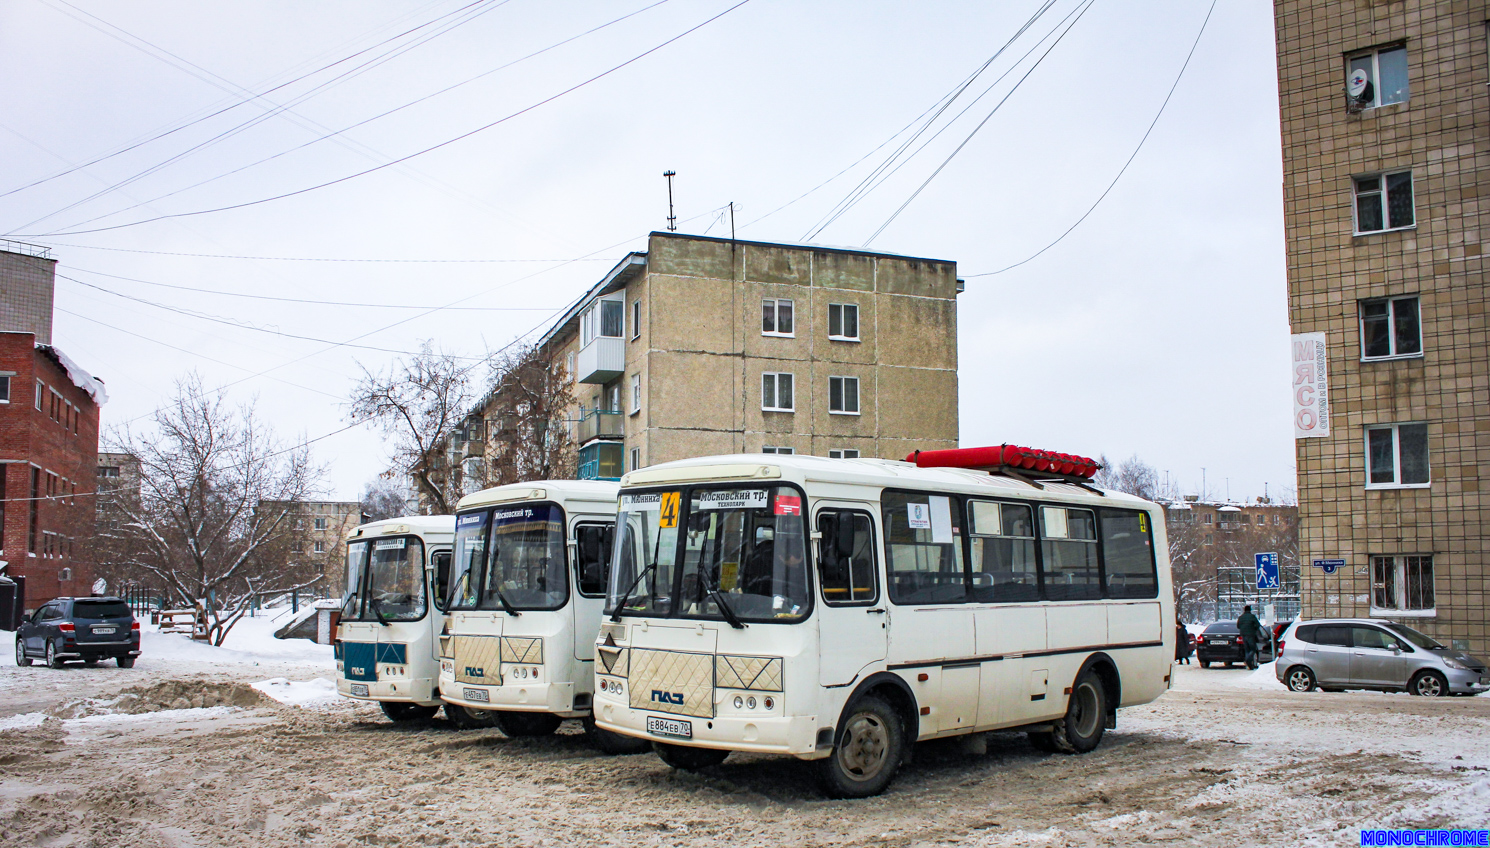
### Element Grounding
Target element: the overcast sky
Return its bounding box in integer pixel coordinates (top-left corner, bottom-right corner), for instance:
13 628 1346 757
0 0 1291 505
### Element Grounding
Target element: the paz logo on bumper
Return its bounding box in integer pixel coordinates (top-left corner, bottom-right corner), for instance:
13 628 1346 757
651 690 685 705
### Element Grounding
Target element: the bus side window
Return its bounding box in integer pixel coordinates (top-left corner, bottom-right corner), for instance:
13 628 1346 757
817 510 877 605
575 523 613 598
968 501 1039 602
1040 506 1100 601
431 551 452 612
882 491 966 605
1098 509 1157 599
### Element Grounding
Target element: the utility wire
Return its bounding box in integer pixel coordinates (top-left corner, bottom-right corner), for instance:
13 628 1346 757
34 243 615 263
863 0 1097 246
15 1 754 239
37 0 675 236
963 0 1217 277
65 265 558 311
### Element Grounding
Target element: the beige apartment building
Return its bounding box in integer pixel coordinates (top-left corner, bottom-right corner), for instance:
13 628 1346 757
540 232 960 479
259 500 364 594
1275 2 1488 652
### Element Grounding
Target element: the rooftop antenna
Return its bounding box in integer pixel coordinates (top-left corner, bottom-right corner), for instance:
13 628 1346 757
729 201 735 241
663 170 677 231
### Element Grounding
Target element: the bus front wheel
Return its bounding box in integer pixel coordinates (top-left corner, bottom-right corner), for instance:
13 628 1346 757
818 694 905 798
493 710 563 737
583 717 651 755
381 702 439 722
653 741 729 771
446 704 499 728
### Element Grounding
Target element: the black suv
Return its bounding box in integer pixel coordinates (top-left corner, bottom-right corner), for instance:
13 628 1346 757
16 597 141 668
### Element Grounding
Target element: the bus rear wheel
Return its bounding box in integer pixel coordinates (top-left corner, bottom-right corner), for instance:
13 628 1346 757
381 702 439 722
494 710 563 737
653 741 729 771
818 694 904 798
446 704 499 728
583 717 651 754
1049 669 1106 754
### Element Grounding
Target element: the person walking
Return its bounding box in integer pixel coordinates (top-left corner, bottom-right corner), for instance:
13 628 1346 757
1174 620 1193 665
1236 605 1266 670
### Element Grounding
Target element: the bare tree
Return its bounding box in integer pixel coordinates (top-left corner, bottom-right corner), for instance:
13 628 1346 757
360 476 410 522
99 375 325 645
1092 454 1162 501
474 343 577 487
348 342 474 514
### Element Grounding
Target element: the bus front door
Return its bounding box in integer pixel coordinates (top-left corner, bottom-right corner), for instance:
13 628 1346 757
814 506 887 686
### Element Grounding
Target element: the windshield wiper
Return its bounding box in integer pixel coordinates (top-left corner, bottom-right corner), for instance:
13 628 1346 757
610 561 656 623
709 588 745 630
368 596 391 627
491 586 521 617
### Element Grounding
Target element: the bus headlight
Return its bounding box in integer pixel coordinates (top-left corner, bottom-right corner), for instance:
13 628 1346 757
747 696 757 710
733 695 744 709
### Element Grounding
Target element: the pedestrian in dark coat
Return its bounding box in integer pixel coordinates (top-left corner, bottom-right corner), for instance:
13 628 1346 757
1236 605 1266 669
1174 620 1193 664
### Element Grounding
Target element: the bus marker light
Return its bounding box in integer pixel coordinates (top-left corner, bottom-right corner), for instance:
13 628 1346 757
763 697 774 710
917 673 929 682
733 696 744 709
920 707 930 716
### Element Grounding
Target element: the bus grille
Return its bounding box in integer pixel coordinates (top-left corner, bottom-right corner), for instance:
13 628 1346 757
453 635 502 685
628 649 714 718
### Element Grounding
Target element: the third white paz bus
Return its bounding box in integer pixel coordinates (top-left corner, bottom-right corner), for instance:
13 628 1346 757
592 447 1174 797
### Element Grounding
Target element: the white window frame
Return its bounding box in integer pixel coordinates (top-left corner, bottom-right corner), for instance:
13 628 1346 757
828 302 860 342
314 517 328 531
1370 554 1435 617
761 298 795 338
630 447 640 471
1358 295 1422 361
1346 44 1409 111
828 376 860 415
1364 422 1430 489
631 300 641 340
314 540 327 554
0 373 10 404
828 448 860 459
629 373 640 416
1353 169 1415 235
761 446 794 455
35 379 43 411
761 372 794 412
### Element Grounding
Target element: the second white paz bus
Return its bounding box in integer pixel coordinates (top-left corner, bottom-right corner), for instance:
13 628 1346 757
437 480 648 753
592 447 1174 797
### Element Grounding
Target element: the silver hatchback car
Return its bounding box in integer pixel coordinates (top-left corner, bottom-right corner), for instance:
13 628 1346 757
1275 619 1490 697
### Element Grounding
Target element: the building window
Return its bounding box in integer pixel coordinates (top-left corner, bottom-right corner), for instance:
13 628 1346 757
0 374 10 403
630 373 640 415
762 446 794 455
313 540 327 554
761 372 794 412
1366 422 1429 488
1359 296 1422 360
466 421 483 442
1203 534 1213 546
828 376 860 414
828 449 859 459
761 298 794 337
566 352 576 378
34 380 42 411
630 447 640 471
601 300 624 338
828 303 859 341
1354 170 1414 234
1202 514 1213 524
314 517 328 531
1371 555 1434 613
631 300 641 340
1346 44 1409 110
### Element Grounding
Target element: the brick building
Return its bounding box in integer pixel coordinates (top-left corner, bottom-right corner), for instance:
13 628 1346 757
1274 2 1488 652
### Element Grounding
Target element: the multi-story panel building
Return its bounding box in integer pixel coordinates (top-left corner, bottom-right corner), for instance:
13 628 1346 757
532 232 960 479
257 500 365 594
1274 2 1488 652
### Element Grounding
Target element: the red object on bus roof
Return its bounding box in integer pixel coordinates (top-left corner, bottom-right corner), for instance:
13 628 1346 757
904 445 1102 480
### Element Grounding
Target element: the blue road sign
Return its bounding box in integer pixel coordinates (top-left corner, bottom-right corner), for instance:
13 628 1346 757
1313 558 1345 575
1255 552 1279 589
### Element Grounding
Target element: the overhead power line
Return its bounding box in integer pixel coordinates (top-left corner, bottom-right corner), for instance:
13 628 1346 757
36 243 615 262
14 0 753 239
963 0 1218 277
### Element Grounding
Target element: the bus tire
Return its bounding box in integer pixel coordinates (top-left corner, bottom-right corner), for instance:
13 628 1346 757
1027 730 1059 753
493 710 563 737
1050 669 1106 755
653 741 729 771
381 702 439 722
818 694 905 798
446 704 499 728
583 717 650 755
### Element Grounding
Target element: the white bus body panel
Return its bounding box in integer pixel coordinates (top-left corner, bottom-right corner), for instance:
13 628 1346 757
438 480 619 718
593 454 1174 757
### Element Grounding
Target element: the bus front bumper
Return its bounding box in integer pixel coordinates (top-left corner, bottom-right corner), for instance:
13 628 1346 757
337 676 440 707
439 678 581 717
592 695 824 759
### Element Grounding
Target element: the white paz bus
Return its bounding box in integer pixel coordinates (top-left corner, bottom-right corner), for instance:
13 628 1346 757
337 516 473 722
437 480 648 753
592 447 1174 797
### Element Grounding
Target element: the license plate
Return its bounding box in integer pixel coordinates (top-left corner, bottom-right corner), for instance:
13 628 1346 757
93 627 116 635
1210 639 1228 645
463 687 490 702
1480 677 1489 685
646 715 692 739
349 683 369 697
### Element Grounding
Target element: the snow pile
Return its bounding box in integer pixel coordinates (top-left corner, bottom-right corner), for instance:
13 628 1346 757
252 677 340 708
0 712 50 732
64 706 237 728
141 613 334 667
36 343 108 404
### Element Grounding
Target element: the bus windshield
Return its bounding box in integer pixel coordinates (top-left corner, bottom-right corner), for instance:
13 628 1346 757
482 503 567 611
607 485 810 623
343 536 427 622
449 511 489 610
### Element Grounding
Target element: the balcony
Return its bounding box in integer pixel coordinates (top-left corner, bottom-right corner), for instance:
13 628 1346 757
578 441 624 481
578 409 624 445
575 336 624 384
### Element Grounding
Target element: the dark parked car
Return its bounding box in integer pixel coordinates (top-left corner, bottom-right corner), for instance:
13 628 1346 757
15 597 140 668
1195 622 1274 668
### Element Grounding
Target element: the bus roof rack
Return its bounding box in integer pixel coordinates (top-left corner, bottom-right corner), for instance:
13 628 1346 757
905 445 1106 491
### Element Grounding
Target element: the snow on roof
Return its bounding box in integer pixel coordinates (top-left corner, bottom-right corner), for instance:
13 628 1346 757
37 344 108 404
